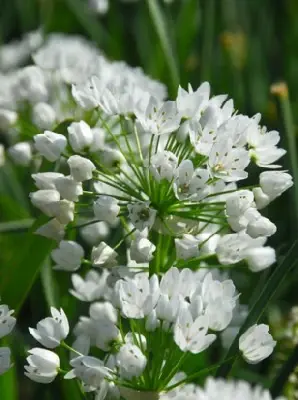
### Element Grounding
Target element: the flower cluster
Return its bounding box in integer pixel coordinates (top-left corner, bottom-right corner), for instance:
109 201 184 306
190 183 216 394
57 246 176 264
1 32 292 400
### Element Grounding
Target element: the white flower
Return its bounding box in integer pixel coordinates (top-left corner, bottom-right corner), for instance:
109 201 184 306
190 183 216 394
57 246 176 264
70 270 108 302
8 142 32 166
209 138 249 182
66 356 110 391
130 232 156 263
216 231 264 265
174 307 216 354
196 377 285 400
55 175 83 202
34 131 67 162
253 187 270 209
195 272 238 331
116 343 147 380
91 242 118 268
67 155 96 182
35 218 65 241
239 324 276 364
32 102 56 130
135 96 180 135
0 347 11 375
149 151 178 182
175 234 200 260
176 82 210 118
48 199 75 224
0 109 17 130
173 160 210 201
32 172 64 190
243 246 276 272
89 0 109 14
225 190 255 217
245 209 277 238
51 240 84 271
30 189 60 216
93 196 120 224
118 274 160 319
68 121 93 152
90 127 105 152
128 202 157 232
248 124 286 168
24 348 60 384
14 65 48 103
0 305 16 338
29 307 69 348
260 171 293 201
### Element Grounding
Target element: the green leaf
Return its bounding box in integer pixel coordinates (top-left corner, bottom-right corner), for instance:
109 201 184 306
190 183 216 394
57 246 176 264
0 216 55 313
216 241 298 377
146 0 180 97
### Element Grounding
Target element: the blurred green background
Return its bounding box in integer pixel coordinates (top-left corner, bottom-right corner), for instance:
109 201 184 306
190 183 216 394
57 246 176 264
0 0 298 399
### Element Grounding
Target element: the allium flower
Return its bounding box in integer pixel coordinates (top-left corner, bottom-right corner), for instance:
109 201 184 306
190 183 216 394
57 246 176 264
93 196 120 224
116 343 147 380
65 356 110 391
239 324 276 364
67 155 96 182
34 131 67 162
29 307 69 348
24 348 60 383
174 308 216 354
51 240 84 271
0 304 16 338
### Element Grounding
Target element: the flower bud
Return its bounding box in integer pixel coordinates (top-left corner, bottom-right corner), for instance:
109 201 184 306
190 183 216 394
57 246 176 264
244 246 276 272
34 131 67 162
93 195 120 224
0 109 17 131
116 343 147 380
51 240 84 271
30 189 60 216
67 121 93 152
175 234 200 260
67 155 96 182
91 242 118 268
8 142 32 166
54 176 83 202
48 199 75 224
32 102 56 130
32 172 64 190
253 187 270 209
90 127 105 152
246 210 277 238
260 171 293 201
130 233 156 263
35 218 65 241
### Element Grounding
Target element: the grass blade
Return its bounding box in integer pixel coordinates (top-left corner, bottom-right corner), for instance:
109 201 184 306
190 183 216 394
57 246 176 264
216 241 298 377
146 0 180 96
271 344 298 397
